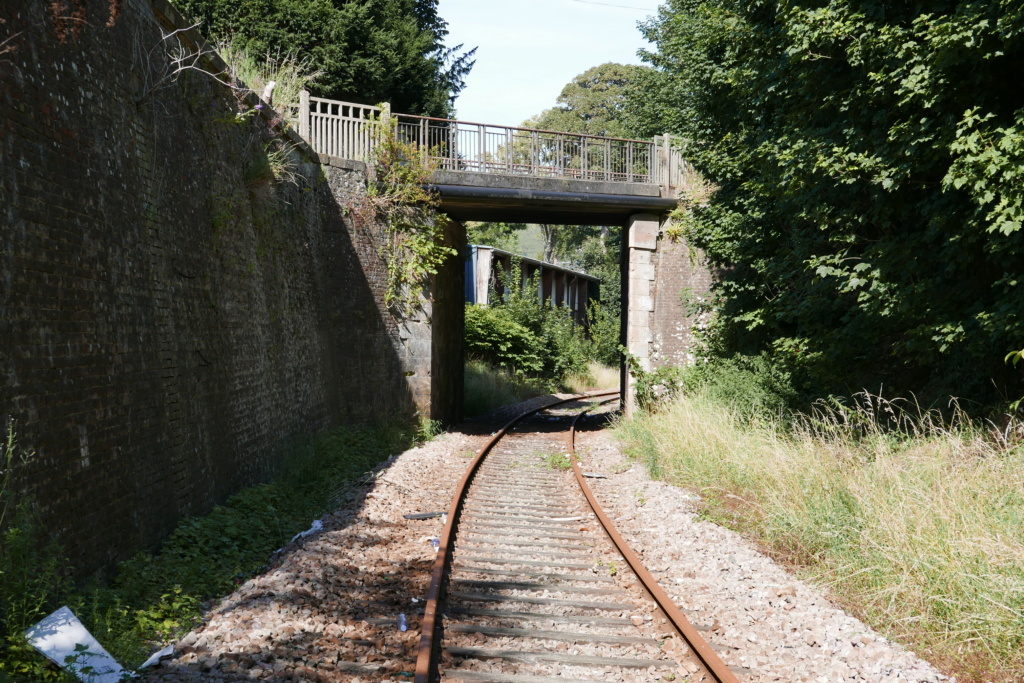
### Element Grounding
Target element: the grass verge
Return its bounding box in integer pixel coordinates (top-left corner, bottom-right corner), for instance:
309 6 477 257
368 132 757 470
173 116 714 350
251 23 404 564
615 392 1024 682
0 422 414 682
463 360 551 417
563 362 619 394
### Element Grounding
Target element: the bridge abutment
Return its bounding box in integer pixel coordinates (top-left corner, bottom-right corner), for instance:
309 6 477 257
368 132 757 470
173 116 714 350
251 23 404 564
623 214 660 416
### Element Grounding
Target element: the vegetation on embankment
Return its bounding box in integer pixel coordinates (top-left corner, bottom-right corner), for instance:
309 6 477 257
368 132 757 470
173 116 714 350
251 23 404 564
0 422 417 681
615 370 1024 682
175 0 475 118
462 257 613 417
629 1 1024 409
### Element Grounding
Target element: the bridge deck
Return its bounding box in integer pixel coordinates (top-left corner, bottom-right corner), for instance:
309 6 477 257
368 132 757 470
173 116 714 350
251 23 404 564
300 94 685 224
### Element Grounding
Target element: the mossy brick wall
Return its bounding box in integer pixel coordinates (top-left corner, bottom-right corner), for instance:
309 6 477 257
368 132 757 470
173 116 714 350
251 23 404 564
651 239 714 367
0 0 419 577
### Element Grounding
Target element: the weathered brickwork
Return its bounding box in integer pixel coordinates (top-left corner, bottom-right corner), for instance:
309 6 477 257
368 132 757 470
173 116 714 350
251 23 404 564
0 0 423 577
650 238 715 367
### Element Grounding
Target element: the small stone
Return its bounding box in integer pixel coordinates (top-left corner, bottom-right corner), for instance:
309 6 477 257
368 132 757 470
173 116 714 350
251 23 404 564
630 615 645 626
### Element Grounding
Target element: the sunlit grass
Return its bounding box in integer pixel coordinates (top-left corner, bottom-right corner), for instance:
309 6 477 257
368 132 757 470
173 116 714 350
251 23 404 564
463 361 550 418
564 362 619 394
616 392 1024 681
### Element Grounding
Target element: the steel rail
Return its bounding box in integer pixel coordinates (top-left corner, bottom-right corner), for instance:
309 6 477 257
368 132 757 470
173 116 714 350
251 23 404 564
568 398 741 683
412 391 618 683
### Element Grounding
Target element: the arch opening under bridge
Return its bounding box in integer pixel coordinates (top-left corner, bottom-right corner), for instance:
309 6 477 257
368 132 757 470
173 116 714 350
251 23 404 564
299 95 707 419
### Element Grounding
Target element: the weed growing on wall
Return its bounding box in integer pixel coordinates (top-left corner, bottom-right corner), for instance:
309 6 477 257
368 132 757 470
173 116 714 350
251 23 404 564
217 38 322 126
365 110 455 316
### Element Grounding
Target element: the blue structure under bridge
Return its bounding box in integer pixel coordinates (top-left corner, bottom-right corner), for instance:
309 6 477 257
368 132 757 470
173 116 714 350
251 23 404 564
464 245 600 326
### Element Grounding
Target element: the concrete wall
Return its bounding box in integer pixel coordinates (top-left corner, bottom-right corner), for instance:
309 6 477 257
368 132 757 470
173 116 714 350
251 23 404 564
0 0 428 577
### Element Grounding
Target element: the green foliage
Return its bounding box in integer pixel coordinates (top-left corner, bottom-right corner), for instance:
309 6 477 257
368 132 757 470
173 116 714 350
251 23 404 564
540 452 572 471
635 0 1024 407
216 37 322 125
524 62 651 139
176 0 475 117
365 111 456 315
0 425 70 682
0 423 410 681
625 350 796 418
464 304 544 375
464 260 595 387
465 222 525 253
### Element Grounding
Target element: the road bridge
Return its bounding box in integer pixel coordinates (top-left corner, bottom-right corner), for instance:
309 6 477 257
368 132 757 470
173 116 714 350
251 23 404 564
297 94 708 414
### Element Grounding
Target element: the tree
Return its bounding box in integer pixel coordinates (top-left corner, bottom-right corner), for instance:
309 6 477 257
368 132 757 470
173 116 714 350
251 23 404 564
525 62 651 139
466 222 525 253
175 0 475 117
634 0 1024 405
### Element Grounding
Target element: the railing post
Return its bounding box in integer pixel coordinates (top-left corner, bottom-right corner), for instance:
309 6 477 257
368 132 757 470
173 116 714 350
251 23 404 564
627 141 634 183
478 124 486 172
505 128 512 173
299 90 310 141
582 137 588 179
531 130 538 176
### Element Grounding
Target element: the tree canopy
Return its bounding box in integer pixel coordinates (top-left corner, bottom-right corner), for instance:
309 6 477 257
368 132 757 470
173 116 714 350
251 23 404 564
634 0 1024 405
176 0 475 117
524 62 651 139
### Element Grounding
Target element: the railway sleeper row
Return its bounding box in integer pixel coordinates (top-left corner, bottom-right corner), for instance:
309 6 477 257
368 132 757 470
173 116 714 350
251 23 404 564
433 401 721 683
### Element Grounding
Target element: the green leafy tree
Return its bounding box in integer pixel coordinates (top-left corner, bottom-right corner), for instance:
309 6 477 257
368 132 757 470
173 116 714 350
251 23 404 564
526 62 652 139
466 222 526 253
175 0 475 117
635 0 1024 405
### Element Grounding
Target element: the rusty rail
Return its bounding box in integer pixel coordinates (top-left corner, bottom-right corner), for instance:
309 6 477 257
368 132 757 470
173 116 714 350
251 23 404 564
569 399 741 683
414 391 738 682
413 391 616 683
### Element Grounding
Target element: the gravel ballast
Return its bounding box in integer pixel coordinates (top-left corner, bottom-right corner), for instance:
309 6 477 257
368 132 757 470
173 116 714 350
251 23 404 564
145 401 952 682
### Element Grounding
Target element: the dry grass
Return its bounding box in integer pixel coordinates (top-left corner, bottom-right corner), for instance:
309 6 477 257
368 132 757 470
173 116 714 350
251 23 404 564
463 361 550 418
616 392 1024 682
564 363 619 394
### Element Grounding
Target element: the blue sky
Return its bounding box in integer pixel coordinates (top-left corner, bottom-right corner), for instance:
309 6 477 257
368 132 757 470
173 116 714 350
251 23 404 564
438 0 662 127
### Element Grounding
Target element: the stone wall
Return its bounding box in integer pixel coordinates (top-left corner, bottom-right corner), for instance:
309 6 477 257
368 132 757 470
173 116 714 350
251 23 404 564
651 238 715 367
0 0 426 577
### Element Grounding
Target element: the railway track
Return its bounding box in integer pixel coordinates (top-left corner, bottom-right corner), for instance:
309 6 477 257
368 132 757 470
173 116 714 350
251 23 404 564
413 393 739 683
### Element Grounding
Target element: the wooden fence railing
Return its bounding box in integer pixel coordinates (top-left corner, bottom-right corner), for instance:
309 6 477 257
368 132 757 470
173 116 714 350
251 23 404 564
299 93 688 190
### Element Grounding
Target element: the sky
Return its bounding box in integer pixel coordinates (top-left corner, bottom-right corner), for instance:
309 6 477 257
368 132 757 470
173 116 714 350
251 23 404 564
438 0 663 127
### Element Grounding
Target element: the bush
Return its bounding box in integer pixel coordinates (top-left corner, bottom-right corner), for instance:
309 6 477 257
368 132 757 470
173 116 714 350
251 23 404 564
464 305 544 375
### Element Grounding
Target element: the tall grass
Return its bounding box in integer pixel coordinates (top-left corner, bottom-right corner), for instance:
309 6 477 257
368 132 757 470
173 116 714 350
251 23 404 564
216 37 321 125
564 362 619 394
464 360 550 417
616 392 1024 681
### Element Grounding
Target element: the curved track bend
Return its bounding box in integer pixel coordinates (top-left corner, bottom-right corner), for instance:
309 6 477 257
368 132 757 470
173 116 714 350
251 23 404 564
413 393 739 683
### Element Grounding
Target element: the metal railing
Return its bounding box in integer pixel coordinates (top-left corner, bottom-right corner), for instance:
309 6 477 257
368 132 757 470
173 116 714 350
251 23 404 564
299 93 685 189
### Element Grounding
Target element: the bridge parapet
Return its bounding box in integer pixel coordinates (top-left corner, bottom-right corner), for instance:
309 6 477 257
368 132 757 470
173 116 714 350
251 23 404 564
298 93 688 193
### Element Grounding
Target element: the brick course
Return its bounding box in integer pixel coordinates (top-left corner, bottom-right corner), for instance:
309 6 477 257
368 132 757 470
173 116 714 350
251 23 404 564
0 0 422 577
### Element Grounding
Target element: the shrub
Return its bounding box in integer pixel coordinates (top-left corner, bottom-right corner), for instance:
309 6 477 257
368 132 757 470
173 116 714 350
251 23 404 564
464 304 544 375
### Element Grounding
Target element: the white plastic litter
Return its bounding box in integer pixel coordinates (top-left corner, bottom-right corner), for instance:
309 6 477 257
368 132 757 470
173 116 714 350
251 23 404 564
25 606 133 682
582 472 607 479
290 519 323 542
397 613 408 631
139 644 175 669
